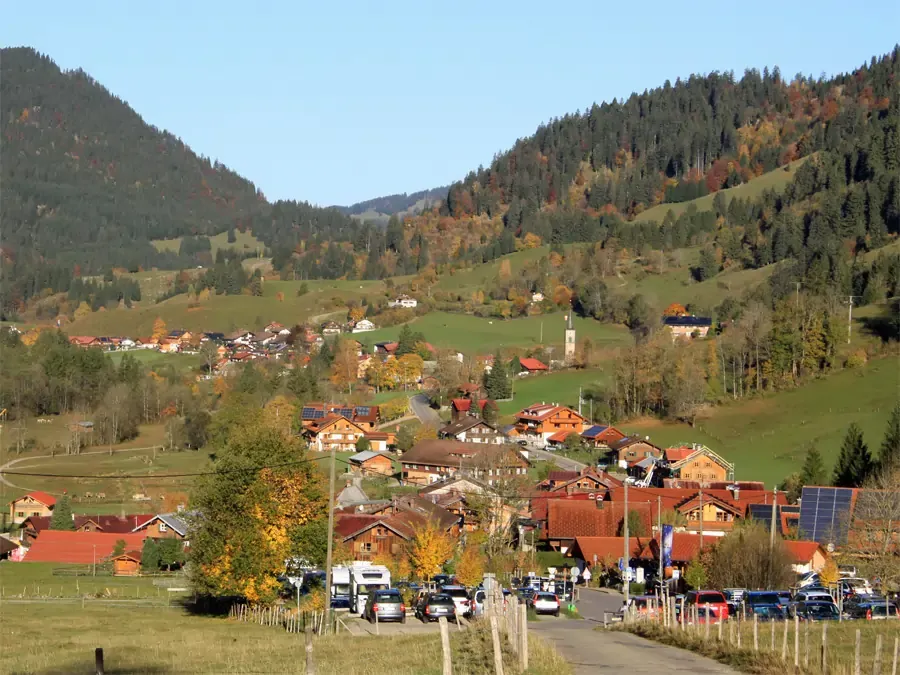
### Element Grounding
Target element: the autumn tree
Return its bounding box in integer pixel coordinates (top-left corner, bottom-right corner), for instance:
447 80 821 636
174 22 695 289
263 395 297 438
152 317 168 341
454 543 485 587
408 522 455 580
397 353 424 390
330 338 359 393
705 521 795 590
199 340 220 374
73 301 92 321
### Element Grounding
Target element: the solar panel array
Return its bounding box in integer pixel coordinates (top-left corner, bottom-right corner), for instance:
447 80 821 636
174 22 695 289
355 406 370 416
301 407 326 420
747 504 799 531
798 487 854 545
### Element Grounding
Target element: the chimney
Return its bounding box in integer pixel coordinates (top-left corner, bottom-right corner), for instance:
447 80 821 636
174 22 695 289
345 479 352 488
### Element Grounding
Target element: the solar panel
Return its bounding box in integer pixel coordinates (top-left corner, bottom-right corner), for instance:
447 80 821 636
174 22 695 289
798 487 854 545
356 406 370 416
313 410 325 419
747 504 798 530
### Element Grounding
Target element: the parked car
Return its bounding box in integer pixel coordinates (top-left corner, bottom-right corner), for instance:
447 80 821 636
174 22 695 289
440 585 472 617
744 591 786 619
723 589 746 617
839 578 874 598
793 589 835 605
363 589 406 624
791 601 841 622
846 601 900 621
549 580 574 602
516 587 537 604
837 564 858 578
530 592 561 616
432 574 454 587
686 590 730 621
416 593 458 623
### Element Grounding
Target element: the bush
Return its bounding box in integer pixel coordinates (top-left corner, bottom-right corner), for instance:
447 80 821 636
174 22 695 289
629 582 646 595
845 349 867 368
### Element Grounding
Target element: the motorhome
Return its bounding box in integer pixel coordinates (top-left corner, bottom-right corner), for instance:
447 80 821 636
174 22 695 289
349 564 391 614
331 566 352 609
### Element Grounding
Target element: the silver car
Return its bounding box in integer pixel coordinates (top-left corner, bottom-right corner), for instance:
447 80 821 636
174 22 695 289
363 589 406 623
417 593 458 623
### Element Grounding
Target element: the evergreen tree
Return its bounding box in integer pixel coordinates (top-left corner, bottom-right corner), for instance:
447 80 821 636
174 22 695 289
832 423 874 487
484 351 512 400
878 402 900 474
49 494 75 530
798 445 828 488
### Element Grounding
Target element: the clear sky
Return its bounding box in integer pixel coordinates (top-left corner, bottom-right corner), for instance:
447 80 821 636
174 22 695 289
2 1 897 207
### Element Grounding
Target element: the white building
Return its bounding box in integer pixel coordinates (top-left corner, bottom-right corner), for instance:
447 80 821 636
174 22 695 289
352 319 376 333
388 295 417 309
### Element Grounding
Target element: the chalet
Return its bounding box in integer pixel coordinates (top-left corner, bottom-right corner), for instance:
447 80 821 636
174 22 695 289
304 415 368 452
264 322 289 335
132 513 189 541
439 417 505 445
112 550 142 576
581 425 626 449
676 493 744 535
9 491 56 525
225 330 255 347
663 315 712 339
514 404 587 443
664 444 734 484
418 476 507 533
300 403 380 431
202 332 226 343
321 321 342 336
348 451 394 477
21 514 155 544
607 437 663 468
352 319 376 333
364 431 392 452
542 499 653 553
449 398 497 422
252 331 277 346
400 439 529 487
517 357 548 375
388 295 417 309
68 336 99 348
548 468 623 496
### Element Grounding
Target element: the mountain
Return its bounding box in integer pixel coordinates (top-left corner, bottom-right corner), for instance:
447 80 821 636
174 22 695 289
336 186 449 223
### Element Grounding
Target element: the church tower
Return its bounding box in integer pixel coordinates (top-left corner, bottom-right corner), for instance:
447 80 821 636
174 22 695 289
564 309 576 364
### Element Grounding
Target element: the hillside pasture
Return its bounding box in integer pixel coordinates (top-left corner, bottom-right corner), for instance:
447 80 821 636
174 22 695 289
357 311 632 354
434 246 551 292
107 350 202 373
497 369 610 417
151 228 263 257
621 357 899 487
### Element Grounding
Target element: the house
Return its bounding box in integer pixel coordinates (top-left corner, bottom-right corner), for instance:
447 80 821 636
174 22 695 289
663 315 712 339
783 540 828 574
226 330 255 346
531 292 545 303
363 432 392 452
569 536 647 570
132 513 189 540
348 451 394 477
449 398 498 422
581 425 626 449
24 531 147 564
676 493 744 535
664 444 734 484
112 550 142 576
439 417 506 444
321 321 342 337
21 514 155 544
541 499 653 553
68 336 99 348
387 295 418 309
9 491 56 525
264 322 289 334
352 319 376 333
301 403 380 431
513 404 588 443
304 415 368 452
400 439 530 486
607 437 663 468
517 357 548 375
547 468 623 496
418 476 510 533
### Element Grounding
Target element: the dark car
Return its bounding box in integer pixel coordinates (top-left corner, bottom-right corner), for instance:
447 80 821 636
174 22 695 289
847 601 900 620
791 601 841 622
363 589 406 624
416 593 458 623
744 591 786 620
516 587 537 604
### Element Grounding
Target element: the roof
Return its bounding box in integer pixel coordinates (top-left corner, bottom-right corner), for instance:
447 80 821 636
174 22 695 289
782 540 826 564
451 398 473 412
581 425 609 439
364 432 390 441
11 491 57 508
336 484 369 506
609 436 662 452
545 500 652 540
0 536 18 556
519 357 548 371
573 536 646 562
25 531 147 564
639 532 714 563
112 550 142 563
515 403 584 422
547 430 577 444
440 417 498 437
664 447 694 462
134 513 188 536
349 451 390 464
663 316 712 327
401 439 528 470
548 471 580 483
606 486 786 515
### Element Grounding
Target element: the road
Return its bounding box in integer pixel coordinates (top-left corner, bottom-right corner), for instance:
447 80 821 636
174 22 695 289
528 447 587 471
531 589 737 675
409 394 441 427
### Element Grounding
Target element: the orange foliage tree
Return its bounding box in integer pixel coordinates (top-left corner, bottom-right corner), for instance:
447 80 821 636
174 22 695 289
408 521 455 580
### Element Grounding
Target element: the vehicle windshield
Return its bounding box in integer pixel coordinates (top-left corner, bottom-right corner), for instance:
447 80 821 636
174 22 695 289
749 593 781 605
805 603 838 617
442 588 468 598
429 596 454 606
696 592 725 603
333 584 350 595
359 583 388 594
373 591 401 602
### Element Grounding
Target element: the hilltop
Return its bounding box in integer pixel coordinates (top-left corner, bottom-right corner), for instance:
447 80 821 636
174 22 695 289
336 185 449 224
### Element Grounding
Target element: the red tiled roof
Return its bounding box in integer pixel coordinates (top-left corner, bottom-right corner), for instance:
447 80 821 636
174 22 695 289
24 531 147 564
573 536 646 563
451 398 472 412
545 500 652 540
334 514 382 539
664 447 694 462
782 540 824 564
638 532 714 563
519 357 548 371
12 491 57 508
548 471 579 483
530 493 596 523
547 430 576 443
606 487 785 515
25 514 154 534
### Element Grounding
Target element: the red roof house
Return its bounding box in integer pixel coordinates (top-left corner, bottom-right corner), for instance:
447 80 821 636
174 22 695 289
518 357 548 373
24 531 147 564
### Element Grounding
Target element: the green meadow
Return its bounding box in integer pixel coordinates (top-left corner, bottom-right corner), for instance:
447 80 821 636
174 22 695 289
151 228 263 257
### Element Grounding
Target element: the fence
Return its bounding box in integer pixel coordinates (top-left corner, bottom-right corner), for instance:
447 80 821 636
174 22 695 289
228 603 345 637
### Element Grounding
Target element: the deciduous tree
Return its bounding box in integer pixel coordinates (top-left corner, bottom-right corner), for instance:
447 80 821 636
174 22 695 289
408 522 455 581
454 543 485 587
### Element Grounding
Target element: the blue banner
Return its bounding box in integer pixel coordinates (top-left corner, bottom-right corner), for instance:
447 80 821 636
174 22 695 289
661 525 674 568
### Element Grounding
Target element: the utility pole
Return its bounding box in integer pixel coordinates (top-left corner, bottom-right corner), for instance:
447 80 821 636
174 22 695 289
657 496 663 588
323 445 337 615
578 387 582 417
539 321 543 344
793 282 802 308
623 481 630 606
698 489 704 550
769 487 778 549
845 295 857 344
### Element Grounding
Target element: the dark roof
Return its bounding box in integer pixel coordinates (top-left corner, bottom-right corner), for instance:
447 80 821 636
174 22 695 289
439 417 498 437
548 470 579 483
401 439 528 469
662 316 712 327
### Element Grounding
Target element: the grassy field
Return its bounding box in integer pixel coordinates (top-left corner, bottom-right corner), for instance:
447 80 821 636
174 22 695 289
0 602 571 675
151 229 263 257
620 357 900 487
358 311 633 354
498 369 610 417
635 156 811 224
0 415 167 459
107 350 203 373
0 562 187 599
435 246 552 292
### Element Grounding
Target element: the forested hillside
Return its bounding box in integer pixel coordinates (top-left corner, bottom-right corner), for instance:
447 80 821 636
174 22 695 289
337 185 448 217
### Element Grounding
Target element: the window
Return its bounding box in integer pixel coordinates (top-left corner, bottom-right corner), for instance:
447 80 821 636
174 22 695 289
16 511 24 518
159 522 168 533
360 542 372 552
31 511 40 517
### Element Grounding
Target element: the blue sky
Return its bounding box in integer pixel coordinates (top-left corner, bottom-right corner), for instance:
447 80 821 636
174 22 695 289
3 1 898 206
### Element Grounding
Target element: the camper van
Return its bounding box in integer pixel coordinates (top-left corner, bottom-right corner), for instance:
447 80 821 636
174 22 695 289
330 567 352 609
349 564 391 614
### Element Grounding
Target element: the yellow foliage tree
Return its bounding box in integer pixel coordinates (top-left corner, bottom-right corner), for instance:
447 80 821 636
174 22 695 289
397 353 424 390
197 288 211 302
522 232 542 249
330 338 359 393
73 301 92 321
264 395 297 438
349 306 366 322
21 327 45 347
454 544 485 587
408 522 455 581
498 259 512 280
818 557 839 588
414 424 437 443
152 317 168 341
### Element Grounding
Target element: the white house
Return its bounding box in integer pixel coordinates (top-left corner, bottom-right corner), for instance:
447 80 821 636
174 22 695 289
531 292 545 303
352 319 376 333
388 295 417 309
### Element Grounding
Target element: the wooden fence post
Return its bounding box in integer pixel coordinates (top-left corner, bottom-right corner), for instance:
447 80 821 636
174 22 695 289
705 603 710 640
854 629 861 675
717 617 722 642
519 603 529 672
439 617 452 675
305 625 315 675
794 615 799 666
890 636 898 675
804 619 809 667
753 614 758 651
821 622 828 675
489 614 505 675
781 618 788 660
95 648 104 675
874 634 883 675
771 618 776 651
509 600 518 656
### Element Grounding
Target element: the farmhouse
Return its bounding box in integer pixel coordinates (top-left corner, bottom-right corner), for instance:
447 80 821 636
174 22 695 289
664 444 734 484
400 439 529 486
513 404 588 443
439 417 506 444
300 403 380 431
9 491 56 525
581 425 626 449
304 415 368 452
449 397 497 422
348 451 394 477
663 315 712 339
351 319 376 333
541 499 652 554
607 437 663 468
132 513 189 540
21 514 155 544
387 295 418 309
517 357 548 374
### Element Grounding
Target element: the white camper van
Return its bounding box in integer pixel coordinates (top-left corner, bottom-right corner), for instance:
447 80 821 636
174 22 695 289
349 564 391 614
330 566 352 609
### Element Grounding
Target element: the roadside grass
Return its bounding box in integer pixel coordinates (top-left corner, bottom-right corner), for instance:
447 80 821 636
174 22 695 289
0 603 571 675
634 156 811 224
618 618 897 675
358 311 632 355
498 369 611 417
151 229 263 257
620 357 900 487
0 562 186 599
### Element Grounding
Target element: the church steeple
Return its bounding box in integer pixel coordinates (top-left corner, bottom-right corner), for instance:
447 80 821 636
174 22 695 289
564 307 576 364
566 310 574 331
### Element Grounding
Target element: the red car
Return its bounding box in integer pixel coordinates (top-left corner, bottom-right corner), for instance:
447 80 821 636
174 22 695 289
686 590 730 621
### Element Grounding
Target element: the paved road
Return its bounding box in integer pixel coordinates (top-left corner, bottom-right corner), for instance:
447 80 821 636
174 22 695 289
529 447 587 471
531 589 737 675
410 394 441 427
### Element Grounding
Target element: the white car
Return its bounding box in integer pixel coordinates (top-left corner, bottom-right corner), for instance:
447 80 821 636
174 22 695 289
440 586 471 617
530 592 561 616
795 590 834 604
840 578 874 597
